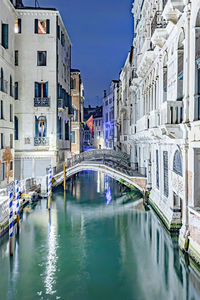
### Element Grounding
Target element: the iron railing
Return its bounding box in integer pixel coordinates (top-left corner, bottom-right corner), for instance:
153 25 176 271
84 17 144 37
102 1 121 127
58 98 64 109
34 137 49 146
34 97 50 107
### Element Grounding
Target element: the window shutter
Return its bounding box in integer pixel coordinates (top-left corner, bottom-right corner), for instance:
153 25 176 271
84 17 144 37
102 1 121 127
18 19 22 33
35 82 39 97
46 19 50 34
34 19 38 34
45 82 48 97
2 24 9 49
35 116 38 136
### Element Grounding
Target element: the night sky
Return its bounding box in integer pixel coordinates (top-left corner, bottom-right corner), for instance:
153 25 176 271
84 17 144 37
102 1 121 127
23 0 133 106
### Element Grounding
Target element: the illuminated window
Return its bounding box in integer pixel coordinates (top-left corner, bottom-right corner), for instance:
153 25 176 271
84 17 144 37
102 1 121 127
34 19 50 34
15 18 21 34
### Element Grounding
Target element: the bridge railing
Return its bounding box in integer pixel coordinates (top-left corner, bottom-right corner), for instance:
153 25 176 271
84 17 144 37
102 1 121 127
71 149 130 166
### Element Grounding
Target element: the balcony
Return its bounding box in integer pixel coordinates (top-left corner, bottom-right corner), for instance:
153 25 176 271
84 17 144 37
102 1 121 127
162 0 184 24
136 115 149 133
0 79 8 94
137 39 155 78
151 11 168 48
34 97 50 107
149 110 160 128
160 101 183 125
58 98 64 111
34 137 49 146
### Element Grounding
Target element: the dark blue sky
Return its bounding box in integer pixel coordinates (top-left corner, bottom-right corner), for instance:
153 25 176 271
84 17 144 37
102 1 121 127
24 0 133 106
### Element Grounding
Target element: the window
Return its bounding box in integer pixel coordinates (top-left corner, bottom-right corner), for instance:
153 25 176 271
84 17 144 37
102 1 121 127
71 131 76 143
71 78 76 90
10 104 13 122
35 19 50 34
37 51 47 66
173 150 182 176
74 109 78 122
15 50 18 66
65 122 69 140
1 133 4 149
106 113 108 122
61 32 65 46
0 68 4 92
1 162 5 181
105 100 108 106
10 76 13 97
15 18 21 34
35 82 48 97
163 151 169 197
10 134 13 149
10 161 13 171
0 101 3 119
1 24 8 49
15 82 18 100
35 116 47 137
14 116 18 140
156 150 159 189
57 117 62 139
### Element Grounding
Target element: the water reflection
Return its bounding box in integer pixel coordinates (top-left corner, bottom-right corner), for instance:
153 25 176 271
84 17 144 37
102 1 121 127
0 171 200 300
43 208 58 296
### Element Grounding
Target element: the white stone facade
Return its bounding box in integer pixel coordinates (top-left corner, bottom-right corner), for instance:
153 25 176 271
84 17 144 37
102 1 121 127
103 81 119 149
0 0 16 188
117 0 200 263
14 6 71 180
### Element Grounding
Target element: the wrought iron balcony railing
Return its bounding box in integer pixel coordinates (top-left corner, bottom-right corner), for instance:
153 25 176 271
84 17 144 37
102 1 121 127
34 97 50 107
34 137 49 146
58 98 64 109
151 11 168 37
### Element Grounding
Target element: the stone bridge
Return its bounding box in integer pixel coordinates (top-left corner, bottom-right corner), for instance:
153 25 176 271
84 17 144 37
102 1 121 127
53 150 147 192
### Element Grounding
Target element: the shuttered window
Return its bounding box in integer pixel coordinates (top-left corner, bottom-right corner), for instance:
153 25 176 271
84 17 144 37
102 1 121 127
2 24 8 49
163 151 169 197
156 150 159 189
15 117 19 140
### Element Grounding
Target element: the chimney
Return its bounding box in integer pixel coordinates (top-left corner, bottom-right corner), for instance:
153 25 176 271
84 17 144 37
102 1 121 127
104 90 106 98
16 0 24 8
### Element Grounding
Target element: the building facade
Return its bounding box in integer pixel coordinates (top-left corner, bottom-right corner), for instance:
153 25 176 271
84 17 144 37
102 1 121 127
70 69 84 154
0 0 17 188
103 81 119 149
13 3 72 180
127 0 200 264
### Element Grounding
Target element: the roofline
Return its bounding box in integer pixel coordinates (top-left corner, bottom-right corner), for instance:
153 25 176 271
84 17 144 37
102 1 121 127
16 8 72 45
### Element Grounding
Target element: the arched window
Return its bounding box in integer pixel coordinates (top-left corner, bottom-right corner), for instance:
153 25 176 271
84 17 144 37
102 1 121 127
10 75 13 97
195 10 200 120
1 68 4 92
177 31 184 101
14 116 18 140
163 54 168 102
173 150 182 176
35 116 47 137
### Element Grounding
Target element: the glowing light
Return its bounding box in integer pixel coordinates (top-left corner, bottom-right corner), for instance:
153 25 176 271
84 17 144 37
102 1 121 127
106 186 112 206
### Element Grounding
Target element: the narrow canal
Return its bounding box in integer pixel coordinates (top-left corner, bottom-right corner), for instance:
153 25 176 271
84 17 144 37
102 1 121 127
0 171 200 300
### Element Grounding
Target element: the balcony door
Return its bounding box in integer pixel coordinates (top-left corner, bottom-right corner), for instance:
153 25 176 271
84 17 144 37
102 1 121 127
35 82 48 98
35 116 47 138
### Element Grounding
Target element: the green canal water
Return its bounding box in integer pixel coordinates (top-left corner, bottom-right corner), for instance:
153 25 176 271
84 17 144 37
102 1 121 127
0 171 200 300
